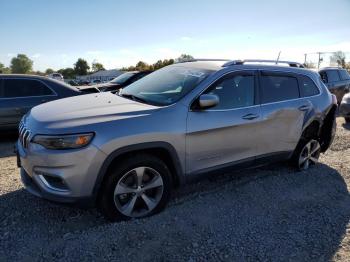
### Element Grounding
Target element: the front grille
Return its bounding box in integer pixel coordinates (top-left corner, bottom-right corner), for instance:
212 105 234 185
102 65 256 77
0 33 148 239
19 121 31 149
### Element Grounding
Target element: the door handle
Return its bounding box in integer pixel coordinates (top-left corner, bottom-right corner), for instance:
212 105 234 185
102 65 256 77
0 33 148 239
298 105 311 111
242 113 259 120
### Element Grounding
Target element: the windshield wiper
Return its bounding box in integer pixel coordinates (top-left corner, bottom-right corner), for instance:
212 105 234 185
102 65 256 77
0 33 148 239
119 93 148 104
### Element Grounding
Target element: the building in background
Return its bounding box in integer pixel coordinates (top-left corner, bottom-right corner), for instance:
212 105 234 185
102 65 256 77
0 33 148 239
77 69 124 82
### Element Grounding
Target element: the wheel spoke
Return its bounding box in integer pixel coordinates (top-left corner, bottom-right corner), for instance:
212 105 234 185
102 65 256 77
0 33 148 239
143 175 163 191
310 156 318 164
303 159 310 170
310 142 320 155
141 193 157 210
134 167 145 186
122 195 138 216
299 155 308 166
115 183 136 195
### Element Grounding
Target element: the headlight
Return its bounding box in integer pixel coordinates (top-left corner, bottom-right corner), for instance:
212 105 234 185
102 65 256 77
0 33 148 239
32 133 94 150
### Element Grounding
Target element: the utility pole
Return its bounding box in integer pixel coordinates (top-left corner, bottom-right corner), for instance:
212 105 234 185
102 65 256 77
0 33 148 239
304 53 307 64
317 52 322 70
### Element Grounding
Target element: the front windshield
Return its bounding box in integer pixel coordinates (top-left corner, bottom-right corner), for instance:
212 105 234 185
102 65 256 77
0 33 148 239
110 72 136 84
120 66 213 106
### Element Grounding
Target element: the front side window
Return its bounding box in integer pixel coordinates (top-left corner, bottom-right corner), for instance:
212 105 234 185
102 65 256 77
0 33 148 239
120 66 213 106
2 79 54 98
326 70 340 82
299 76 320 97
203 74 255 110
340 70 350 80
261 74 299 103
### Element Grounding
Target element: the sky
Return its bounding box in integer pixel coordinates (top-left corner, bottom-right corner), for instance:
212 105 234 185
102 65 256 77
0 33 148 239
0 0 349 71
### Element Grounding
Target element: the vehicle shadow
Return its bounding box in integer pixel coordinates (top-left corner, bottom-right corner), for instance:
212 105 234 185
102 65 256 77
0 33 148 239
0 162 349 261
0 131 17 158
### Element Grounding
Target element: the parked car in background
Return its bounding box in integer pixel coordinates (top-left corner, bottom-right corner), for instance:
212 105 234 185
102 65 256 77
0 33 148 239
0 75 82 130
95 71 152 93
47 73 64 82
17 59 337 221
89 79 102 85
319 67 350 103
339 92 350 123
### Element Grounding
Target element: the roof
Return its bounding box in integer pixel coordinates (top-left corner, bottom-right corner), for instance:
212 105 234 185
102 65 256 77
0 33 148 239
173 61 318 78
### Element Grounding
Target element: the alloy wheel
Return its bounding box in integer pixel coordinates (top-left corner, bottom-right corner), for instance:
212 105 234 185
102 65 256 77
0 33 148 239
298 140 321 170
113 166 164 218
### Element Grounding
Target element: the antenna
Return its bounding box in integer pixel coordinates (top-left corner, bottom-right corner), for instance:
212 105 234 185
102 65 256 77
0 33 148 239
276 51 281 64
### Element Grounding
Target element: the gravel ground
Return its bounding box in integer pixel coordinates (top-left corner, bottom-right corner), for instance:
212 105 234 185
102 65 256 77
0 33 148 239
1 119 350 261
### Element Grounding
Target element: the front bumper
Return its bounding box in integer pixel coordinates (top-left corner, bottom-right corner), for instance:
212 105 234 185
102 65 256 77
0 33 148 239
339 102 350 117
17 140 107 207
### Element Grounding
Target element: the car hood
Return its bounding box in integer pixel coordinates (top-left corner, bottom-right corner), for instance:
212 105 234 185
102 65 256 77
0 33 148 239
27 92 160 130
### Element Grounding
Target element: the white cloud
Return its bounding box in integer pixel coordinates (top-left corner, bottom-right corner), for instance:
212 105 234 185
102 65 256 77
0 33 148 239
181 36 192 41
7 53 15 57
32 53 41 58
86 50 103 55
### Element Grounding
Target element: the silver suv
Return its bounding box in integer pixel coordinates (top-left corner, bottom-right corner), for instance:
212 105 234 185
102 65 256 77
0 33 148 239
17 59 337 221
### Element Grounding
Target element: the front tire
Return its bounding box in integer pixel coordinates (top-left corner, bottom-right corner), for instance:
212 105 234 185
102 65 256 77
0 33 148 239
98 154 173 222
292 139 321 171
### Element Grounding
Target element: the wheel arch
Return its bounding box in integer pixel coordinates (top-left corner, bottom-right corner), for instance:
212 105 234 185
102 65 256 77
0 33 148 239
92 142 184 199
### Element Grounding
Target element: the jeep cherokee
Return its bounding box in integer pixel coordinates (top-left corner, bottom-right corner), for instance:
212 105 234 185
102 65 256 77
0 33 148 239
17 59 337 221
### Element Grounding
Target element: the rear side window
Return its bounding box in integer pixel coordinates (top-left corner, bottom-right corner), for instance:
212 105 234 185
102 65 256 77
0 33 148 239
299 76 320 97
339 70 350 80
326 70 340 82
204 74 255 109
260 74 299 103
2 79 54 98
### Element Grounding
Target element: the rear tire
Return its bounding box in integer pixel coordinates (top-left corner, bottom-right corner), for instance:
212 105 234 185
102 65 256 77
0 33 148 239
98 154 173 222
292 139 321 171
345 117 350 123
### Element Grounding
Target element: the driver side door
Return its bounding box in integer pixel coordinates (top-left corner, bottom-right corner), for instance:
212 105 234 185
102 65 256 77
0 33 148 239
186 71 262 174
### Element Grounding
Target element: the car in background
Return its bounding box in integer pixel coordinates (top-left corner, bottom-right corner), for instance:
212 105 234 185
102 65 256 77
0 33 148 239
0 74 82 130
95 71 152 93
89 79 102 85
319 67 350 103
47 73 64 81
339 93 350 123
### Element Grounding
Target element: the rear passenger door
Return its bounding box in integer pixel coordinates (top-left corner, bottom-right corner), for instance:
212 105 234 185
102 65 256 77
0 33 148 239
0 78 56 129
256 71 309 158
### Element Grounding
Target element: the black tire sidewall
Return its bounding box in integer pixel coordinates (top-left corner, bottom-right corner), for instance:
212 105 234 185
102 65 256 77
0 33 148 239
98 154 173 222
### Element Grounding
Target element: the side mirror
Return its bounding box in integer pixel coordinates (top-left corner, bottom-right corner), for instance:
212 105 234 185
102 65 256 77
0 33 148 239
198 94 219 109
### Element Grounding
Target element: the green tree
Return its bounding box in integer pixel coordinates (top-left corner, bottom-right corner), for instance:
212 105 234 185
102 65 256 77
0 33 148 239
74 58 90 75
58 68 76 79
176 54 194 62
45 68 54 75
10 54 33 73
0 63 11 74
92 62 105 72
330 51 346 68
135 61 149 71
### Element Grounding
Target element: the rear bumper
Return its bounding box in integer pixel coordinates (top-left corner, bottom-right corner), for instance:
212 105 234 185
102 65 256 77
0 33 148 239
20 168 95 207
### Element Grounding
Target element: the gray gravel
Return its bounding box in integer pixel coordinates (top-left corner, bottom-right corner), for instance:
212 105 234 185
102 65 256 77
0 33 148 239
1 119 350 261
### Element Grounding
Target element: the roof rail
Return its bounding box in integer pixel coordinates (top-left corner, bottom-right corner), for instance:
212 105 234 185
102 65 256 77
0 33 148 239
175 58 230 64
223 59 305 68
